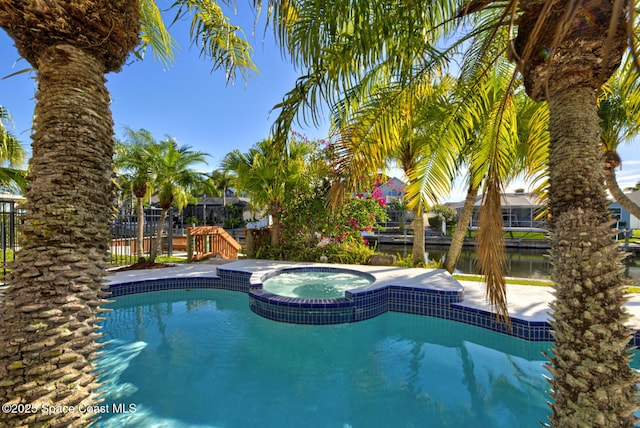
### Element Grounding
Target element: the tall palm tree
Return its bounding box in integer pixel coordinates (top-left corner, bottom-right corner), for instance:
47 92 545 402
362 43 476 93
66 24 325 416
0 3 141 426
331 74 457 265
222 137 310 247
148 138 208 262
0 1 256 426
114 128 161 260
262 1 639 424
442 65 549 274
511 7 639 424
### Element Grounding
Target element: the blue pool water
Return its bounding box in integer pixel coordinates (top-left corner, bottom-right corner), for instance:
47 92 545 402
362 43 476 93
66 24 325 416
262 270 374 298
97 289 562 427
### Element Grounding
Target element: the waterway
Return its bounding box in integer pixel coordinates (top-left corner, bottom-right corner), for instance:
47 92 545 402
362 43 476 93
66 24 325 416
379 244 640 285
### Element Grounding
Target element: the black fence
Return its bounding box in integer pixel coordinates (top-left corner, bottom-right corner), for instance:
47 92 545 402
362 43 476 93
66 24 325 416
109 207 175 266
0 197 24 278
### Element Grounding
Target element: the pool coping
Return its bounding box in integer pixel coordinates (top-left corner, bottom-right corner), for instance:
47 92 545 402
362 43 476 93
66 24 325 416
106 259 640 346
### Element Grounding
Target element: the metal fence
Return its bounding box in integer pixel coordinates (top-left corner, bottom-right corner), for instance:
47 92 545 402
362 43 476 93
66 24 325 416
0 197 24 278
109 207 174 265
0 202 185 275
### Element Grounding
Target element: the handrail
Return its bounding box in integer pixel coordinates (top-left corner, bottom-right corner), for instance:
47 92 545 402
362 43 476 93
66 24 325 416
187 226 242 262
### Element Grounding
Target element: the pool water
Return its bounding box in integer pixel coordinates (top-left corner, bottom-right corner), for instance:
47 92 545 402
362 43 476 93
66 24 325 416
261 270 374 298
96 289 564 427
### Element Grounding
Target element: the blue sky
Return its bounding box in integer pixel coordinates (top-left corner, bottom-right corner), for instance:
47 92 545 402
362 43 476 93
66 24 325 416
1 2 639 203
0 2 329 169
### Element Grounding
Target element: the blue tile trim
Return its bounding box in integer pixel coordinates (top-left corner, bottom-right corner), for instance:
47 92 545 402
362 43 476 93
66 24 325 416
104 264 635 347
106 276 221 297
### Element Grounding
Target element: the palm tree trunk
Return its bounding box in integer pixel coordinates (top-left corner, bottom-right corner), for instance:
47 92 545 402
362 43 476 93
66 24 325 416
150 208 169 263
271 213 281 247
546 86 638 426
411 207 425 265
444 183 479 273
268 202 284 248
136 196 145 260
0 45 114 427
605 166 640 221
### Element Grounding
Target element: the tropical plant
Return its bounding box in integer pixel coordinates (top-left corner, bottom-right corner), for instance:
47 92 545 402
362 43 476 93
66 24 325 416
442 64 549 274
327 69 458 265
114 127 161 260
222 137 311 247
262 0 639 424
148 138 208 262
0 1 256 425
209 169 234 208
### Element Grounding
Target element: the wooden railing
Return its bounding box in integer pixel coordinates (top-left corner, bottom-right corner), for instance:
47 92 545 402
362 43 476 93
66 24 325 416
187 226 242 262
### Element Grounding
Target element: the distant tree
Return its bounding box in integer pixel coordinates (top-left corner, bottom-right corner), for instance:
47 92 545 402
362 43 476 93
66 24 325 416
149 138 208 262
209 168 234 215
222 137 310 246
114 128 160 260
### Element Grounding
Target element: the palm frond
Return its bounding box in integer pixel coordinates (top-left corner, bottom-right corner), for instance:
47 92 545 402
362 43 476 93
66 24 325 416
0 167 27 193
477 175 509 326
138 0 178 67
172 0 258 84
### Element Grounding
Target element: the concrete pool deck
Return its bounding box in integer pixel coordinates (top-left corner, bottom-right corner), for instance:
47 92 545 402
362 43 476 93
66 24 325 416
106 259 640 331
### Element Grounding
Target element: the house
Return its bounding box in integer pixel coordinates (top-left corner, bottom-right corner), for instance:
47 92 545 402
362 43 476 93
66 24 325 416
181 191 252 227
447 191 547 231
608 190 640 230
379 177 406 204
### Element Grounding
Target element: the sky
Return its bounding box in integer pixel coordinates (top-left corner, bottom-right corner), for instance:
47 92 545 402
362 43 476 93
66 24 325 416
1 2 639 204
0 3 329 169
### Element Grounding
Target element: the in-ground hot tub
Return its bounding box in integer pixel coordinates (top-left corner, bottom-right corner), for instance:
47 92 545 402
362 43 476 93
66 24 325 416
261 268 375 298
248 265 464 325
249 266 383 324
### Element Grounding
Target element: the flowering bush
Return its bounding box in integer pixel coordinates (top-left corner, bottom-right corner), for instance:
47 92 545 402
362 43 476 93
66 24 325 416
245 132 389 263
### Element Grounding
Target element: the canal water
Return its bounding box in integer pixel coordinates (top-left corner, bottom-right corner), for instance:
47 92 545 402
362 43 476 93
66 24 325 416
379 244 640 284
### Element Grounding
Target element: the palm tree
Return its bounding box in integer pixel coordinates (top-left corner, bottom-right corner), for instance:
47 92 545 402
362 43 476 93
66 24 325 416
598 70 640 221
0 1 256 425
209 169 234 221
325 65 459 265
443 65 549 274
114 128 161 261
222 137 310 247
388 79 456 265
148 138 208 262
511 8 639 424
0 4 141 425
262 1 639 424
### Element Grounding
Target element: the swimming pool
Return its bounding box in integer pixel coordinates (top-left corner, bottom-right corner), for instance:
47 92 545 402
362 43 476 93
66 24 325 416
98 289 554 427
261 268 375 298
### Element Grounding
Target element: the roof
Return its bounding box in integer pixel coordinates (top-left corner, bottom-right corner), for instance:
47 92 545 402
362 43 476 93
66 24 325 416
191 196 250 206
447 192 545 209
608 190 640 208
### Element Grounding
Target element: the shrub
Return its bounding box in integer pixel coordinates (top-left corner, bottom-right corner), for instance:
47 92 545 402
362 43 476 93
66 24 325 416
393 253 443 269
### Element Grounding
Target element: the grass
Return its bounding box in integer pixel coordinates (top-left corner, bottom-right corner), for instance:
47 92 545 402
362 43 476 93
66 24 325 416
462 230 548 240
109 254 188 266
454 273 640 294
155 255 188 264
453 273 553 287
